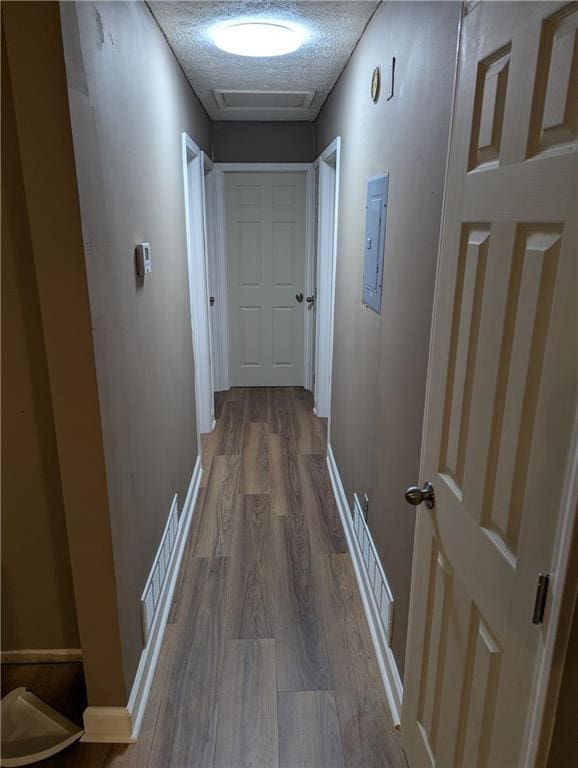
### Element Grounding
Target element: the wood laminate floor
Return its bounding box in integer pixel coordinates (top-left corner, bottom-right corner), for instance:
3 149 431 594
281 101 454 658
36 388 406 768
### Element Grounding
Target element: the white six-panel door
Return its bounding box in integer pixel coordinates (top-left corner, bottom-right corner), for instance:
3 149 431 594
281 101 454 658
225 172 307 387
402 3 576 766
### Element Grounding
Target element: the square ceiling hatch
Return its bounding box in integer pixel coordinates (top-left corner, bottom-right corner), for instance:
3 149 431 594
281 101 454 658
213 89 316 111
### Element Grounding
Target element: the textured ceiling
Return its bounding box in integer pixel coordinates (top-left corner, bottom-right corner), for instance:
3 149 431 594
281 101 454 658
148 1 378 121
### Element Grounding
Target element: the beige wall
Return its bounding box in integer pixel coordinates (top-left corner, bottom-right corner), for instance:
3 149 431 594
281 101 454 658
2 1 126 705
316 1 460 674
212 121 315 162
1 34 79 653
59 1 211 694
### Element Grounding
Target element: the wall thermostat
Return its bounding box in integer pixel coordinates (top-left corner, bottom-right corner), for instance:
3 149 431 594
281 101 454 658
135 242 152 277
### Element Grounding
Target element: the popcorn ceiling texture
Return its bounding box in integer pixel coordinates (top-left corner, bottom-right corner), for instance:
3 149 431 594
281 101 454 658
148 1 379 121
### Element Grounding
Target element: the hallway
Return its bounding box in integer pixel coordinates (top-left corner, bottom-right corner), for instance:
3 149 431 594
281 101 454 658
39 388 406 768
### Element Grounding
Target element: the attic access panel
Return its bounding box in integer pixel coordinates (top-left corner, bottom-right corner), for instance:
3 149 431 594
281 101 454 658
362 173 389 314
213 89 315 111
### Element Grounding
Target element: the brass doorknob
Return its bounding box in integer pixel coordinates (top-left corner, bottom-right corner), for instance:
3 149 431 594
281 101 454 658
405 481 435 509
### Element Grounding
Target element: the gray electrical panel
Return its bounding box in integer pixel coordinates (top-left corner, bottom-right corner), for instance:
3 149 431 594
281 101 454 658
362 173 389 314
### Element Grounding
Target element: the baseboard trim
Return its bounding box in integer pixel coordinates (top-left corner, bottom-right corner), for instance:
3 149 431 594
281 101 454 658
82 707 133 743
1 649 83 664
81 456 203 743
326 444 403 727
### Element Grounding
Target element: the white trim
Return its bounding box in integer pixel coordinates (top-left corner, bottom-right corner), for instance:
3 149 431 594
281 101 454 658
314 137 341 430
200 152 217 399
81 457 203 744
211 167 230 391
304 167 316 391
182 134 213 434
203 163 218 393
521 408 578 767
217 162 312 173
326 444 403 727
1 649 83 664
214 162 315 392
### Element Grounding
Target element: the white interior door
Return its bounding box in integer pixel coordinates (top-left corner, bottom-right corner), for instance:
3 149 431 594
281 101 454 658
402 3 577 767
225 172 307 387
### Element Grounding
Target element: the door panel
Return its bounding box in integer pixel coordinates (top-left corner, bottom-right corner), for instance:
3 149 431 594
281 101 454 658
402 3 576 767
239 307 262 366
272 306 295 366
226 172 307 386
238 221 262 285
272 222 296 286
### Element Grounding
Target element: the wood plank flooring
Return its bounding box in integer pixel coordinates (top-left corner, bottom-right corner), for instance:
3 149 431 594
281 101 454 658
35 387 406 768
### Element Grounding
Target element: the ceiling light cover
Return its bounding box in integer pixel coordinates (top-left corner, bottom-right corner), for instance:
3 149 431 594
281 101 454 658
210 20 307 57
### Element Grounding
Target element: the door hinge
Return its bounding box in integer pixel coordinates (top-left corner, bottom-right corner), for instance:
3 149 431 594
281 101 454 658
532 573 550 625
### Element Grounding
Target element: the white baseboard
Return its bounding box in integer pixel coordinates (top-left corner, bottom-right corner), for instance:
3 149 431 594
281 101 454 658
326 444 403 727
1 649 83 664
81 456 203 743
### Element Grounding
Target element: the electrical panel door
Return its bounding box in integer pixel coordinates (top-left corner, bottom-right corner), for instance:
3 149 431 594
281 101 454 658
362 174 389 313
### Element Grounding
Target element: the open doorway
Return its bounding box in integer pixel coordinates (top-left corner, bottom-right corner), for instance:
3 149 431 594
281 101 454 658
207 148 341 422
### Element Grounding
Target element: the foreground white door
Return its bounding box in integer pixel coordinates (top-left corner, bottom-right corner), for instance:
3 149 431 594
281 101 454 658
402 3 576 767
225 172 307 386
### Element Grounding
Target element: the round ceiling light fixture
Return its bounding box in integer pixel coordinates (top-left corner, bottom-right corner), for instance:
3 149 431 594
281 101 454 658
210 20 307 57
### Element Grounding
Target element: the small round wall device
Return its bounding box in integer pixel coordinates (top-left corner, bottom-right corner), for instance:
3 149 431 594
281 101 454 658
371 66 381 103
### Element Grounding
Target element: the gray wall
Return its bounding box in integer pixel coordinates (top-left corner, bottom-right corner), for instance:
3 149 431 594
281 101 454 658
316 1 460 675
60 1 211 694
1 33 79 653
212 121 316 162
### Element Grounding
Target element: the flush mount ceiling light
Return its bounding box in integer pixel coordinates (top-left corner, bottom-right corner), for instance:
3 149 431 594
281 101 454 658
210 20 307 57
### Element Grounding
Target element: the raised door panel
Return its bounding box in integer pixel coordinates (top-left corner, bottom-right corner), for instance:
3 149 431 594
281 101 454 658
239 307 263 368
237 222 262 287
272 223 296 287
272 307 295 367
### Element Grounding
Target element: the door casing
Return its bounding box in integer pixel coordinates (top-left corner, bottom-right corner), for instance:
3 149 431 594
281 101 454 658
212 160 338 400
313 138 341 435
181 133 214 436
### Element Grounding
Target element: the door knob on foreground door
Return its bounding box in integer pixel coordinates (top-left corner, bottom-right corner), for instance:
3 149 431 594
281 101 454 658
306 295 315 304
405 481 436 509
296 292 304 303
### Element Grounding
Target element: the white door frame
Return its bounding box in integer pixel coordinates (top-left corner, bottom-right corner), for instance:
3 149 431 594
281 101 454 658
213 162 316 392
201 154 221 397
208 165 230 393
181 132 214 435
521 411 578 765
314 137 341 437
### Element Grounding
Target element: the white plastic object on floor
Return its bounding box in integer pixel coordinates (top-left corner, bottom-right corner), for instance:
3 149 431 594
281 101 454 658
1 687 83 766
